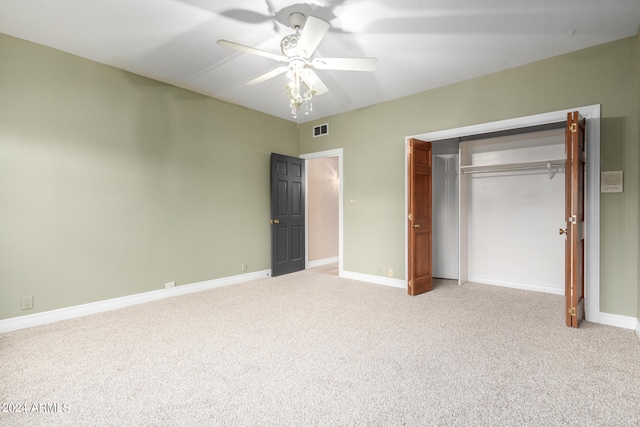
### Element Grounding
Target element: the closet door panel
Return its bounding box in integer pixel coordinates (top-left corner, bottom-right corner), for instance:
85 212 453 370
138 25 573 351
408 139 433 295
565 111 586 328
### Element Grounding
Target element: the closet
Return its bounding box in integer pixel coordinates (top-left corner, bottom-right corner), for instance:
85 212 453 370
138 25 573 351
457 126 567 294
413 107 596 326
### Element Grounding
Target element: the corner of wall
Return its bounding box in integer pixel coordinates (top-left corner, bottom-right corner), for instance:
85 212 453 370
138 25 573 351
637 27 640 323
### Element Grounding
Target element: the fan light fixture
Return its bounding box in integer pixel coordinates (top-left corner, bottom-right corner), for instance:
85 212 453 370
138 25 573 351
217 12 378 119
287 59 314 117
281 13 314 118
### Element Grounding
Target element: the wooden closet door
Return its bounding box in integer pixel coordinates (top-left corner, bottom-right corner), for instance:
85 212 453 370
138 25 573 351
408 139 433 295
565 111 586 327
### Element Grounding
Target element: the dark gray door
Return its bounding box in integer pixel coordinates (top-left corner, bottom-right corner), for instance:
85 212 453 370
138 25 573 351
270 153 305 277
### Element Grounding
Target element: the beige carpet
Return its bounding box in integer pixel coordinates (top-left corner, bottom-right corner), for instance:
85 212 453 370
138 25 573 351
309 262 339 276
1 270 639 426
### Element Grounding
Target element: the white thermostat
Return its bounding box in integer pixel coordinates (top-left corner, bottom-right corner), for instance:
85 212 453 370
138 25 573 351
601 171 623 193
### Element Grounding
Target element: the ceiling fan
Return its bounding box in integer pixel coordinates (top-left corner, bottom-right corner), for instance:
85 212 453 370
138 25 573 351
217 12 377 117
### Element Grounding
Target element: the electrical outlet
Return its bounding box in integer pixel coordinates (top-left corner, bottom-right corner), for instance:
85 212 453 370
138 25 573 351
242 263 248 272
164 281 175 289
21 296 33 310
388 268 394 278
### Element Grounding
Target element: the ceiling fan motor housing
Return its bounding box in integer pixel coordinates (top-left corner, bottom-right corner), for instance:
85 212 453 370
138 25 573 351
280 33 301 57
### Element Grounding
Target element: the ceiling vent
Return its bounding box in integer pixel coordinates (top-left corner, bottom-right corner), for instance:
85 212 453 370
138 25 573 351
313 123 329 137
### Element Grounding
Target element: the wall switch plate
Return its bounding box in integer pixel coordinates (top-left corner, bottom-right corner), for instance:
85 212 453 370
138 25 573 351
165 281 175 289
21 296 33 310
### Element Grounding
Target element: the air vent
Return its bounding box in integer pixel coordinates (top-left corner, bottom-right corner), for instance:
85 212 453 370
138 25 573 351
313 123 329 137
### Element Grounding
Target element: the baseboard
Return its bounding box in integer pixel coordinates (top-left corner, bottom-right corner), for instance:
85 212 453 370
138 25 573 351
596 312 638 330
4 269 635 336
307 257 339 269
0 270 271 334
467 276 564 295
341 270 406 289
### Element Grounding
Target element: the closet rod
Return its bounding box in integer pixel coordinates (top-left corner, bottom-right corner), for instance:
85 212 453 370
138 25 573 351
461 160 565 175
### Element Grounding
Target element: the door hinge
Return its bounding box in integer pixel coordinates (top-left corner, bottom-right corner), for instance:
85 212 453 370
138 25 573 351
407 145 412 154
569 123 577 133
568 307 576 317
409 280 413 289
408 213 413 221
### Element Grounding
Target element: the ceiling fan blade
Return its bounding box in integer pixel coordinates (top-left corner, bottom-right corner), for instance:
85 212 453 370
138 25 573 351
217 40 288 63
246 67 288 86
219 10 272 24
302 69 329 95
264 0 279 32
264 0 276 17
311 57 378 72
297 16 330 57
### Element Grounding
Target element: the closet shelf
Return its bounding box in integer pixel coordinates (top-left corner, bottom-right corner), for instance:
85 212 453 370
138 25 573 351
460 158 566 175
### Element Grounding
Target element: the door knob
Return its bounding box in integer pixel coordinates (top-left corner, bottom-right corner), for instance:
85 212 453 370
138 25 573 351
270 219 280 225
559 228 567 235
413 224 421 229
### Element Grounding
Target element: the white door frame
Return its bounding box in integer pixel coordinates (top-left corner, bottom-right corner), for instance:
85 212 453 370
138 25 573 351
405 105 601 323
301 149 344 276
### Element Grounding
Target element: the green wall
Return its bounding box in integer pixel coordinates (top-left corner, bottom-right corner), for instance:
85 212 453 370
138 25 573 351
300 36 640 318
0 33 299 320
2 30 639 322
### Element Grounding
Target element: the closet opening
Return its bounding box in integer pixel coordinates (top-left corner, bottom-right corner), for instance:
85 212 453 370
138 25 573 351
459 125 568 295
431 122 567 288
405 105 601 324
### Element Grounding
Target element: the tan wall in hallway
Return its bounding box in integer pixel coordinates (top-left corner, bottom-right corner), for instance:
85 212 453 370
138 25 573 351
307 157 339 262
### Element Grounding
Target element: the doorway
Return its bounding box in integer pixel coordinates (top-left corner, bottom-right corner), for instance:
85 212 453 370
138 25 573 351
405 105 601 322
301 149 344 276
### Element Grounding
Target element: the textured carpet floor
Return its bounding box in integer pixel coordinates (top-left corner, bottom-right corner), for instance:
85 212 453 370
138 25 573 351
1 270 639 426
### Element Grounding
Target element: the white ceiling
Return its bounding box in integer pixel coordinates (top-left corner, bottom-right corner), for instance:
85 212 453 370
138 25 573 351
1 0 639 123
